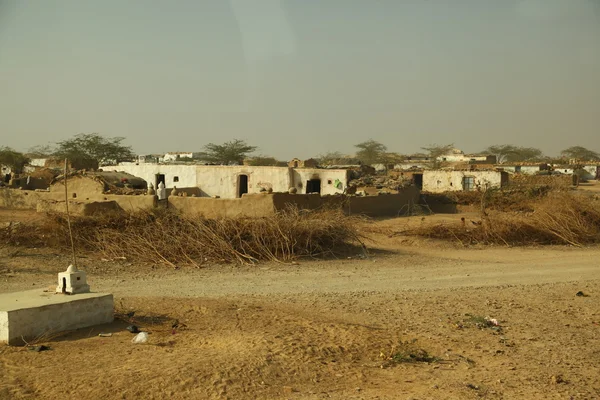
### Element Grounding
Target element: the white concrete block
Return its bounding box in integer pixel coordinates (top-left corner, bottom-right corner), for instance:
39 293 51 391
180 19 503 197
0 290 114 345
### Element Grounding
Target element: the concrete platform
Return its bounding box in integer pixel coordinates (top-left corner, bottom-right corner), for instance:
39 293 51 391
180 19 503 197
0 290 114 345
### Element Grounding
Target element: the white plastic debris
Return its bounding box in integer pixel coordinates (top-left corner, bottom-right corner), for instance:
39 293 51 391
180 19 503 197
131 332 149 344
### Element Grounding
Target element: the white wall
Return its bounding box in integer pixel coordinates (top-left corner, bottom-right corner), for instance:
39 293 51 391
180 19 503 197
437 154 488 162
394 162 431 170
196 166 290 198
423 170 505 193
1 165 12 176
103 164 349 198
581 165 599 180
102 164 198 189
196 166 348 197
291 168 348 195
29 158 48 167
502 165 540 175
164 153 192 162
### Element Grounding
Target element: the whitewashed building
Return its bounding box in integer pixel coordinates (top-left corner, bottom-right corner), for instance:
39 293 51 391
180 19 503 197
102 164 350 198
162 152 201 162
422 170 508 193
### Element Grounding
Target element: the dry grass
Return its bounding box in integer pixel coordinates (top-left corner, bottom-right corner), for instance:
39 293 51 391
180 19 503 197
1 207 365 266
404 192 600 247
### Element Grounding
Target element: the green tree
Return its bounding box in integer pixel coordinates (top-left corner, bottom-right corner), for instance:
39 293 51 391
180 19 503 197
316 151 345 166
355 139 387 165
484 145 543 163
53 133 135 170
421 143 454 168
27 145 54 158
247 155 282 166
198 139 257 165
560 146 600 161
0 147 29 174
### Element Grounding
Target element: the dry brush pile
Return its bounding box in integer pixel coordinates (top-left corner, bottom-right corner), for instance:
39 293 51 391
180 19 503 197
1 207 365 266
406 191 600 247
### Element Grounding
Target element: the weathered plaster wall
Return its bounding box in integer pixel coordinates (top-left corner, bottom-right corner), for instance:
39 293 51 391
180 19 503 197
50 176 106 199
582 166 599 180
0 291 114 345
290 169 348 195
104 164 349 198
0 189 44 209
37 199 123 216
103 164 197 189
343 186 421 217
195 166 291 198
102 194 156 213
168 193 276 218
422 171 506 193
501 165 541 175
0 188 156 213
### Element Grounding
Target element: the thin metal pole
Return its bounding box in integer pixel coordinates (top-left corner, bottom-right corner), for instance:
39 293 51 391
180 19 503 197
64 159 76 266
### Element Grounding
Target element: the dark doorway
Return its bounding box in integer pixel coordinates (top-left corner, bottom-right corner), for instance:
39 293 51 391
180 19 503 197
238 174 248 197
413 173 423 190
62 277 66 294
306 179 321 194
155 174 165 188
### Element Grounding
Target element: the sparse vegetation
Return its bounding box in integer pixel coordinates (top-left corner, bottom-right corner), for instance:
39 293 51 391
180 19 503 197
380 340 439 367
0 147 29 174
0 207 365 266
404 191 600 247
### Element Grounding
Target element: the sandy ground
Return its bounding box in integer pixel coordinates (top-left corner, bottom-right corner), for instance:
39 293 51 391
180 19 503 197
1 211 600 399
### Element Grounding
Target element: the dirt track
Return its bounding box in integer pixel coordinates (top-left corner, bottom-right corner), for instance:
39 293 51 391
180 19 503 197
2 242 600 399
2 245 599 297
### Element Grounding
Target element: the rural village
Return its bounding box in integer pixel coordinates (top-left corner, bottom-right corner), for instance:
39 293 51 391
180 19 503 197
2 1 600 398
1 136 600 399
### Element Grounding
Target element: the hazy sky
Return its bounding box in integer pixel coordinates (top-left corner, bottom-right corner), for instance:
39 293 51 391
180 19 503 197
1 0 599 159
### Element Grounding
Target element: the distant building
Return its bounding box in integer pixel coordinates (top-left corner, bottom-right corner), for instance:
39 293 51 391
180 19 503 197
163 152 201 162
437 148 497 164
288 158 318 168
422 170 508 193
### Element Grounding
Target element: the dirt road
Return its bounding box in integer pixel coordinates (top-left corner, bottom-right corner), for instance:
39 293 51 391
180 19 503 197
3 246 599 298
1 245 600 399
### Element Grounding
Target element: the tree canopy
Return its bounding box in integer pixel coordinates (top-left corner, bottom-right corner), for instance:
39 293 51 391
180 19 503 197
421 143 454 168
26 145 54 158
0 147 29 174
355 139 387 165
247 155 285 167
53 133 135 170
316 151 346 166
198 139 257 165
484 144 543 163
560 146 599 161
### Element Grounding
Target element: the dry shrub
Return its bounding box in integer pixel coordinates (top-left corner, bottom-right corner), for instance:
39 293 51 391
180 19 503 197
405 192 600 247
1 207 364 266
